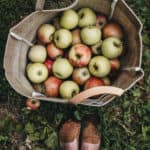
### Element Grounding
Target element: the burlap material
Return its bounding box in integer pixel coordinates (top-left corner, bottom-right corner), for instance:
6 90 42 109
3 0 143 106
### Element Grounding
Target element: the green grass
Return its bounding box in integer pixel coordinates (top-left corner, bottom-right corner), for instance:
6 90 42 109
0 0 150 149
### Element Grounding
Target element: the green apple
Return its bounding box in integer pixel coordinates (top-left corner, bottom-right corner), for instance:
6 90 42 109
26 63 33 71
78 8 96 27
52 58 73 79
28 45 47 63
72 67 91 85
27 63 48 83
59 81 80 99
102 37 123 59
91 40 103 55
89 56 111 77
38 24 55 44
60 9 79 30
54 29 72 49
72 29 81 45
81 26 101 45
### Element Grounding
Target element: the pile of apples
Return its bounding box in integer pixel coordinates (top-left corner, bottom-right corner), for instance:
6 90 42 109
26 8 124 99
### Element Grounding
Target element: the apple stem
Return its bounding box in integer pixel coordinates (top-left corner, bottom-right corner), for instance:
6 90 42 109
76 54 82 59
80 13 84 19
99 22 104 26
113 42 121 48
83 71 88 76
37 71 42 76
31 100 36 104
72 90 77 97
93 63 98 70
55 36 59 41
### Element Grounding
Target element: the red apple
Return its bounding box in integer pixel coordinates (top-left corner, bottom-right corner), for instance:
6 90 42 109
69 44 92 67
72 67 90 85
102 77 111 86
102 22 123 39
38 24 55 44
44 59 53 74
110 58 120 71
84 77 104 90
96 15 107 29
44 76 62 97
47 43 64 60
26 98 40 110
72 29 81 45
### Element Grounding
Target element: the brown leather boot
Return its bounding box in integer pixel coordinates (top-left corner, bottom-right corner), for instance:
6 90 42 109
81 122 101 150
59 120 81 150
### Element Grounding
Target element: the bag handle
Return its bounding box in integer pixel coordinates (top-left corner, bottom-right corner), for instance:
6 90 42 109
70 86 124 105
35 0 79 11
70 67 144 105
109 0 119 20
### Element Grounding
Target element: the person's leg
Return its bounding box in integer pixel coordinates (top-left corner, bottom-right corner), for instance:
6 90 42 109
59 120 81 150
81 122 101 150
